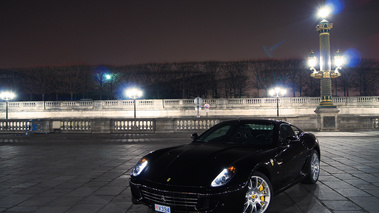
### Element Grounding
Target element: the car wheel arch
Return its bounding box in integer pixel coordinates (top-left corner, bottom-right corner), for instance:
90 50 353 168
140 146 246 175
250 166 271 184
314 147 321 161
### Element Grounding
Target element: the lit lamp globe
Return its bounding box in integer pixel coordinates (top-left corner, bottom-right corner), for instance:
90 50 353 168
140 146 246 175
318 6 331 19
0 91 16 101
308 51 317 68
126 88 143 99
269 87 286 97
105 74 112 80
334 50 345 68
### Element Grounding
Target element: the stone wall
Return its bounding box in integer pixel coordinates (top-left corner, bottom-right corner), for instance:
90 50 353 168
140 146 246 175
1 116 378 134
0 97 378 133
0 96 378 120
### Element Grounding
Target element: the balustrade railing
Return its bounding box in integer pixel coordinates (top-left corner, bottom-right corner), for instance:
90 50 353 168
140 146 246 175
0 120 30 131
1 116 378 134
45 101 93 108
113 119 155 131
176 119 221 130
246 98 262 105
357 96 375 102
0 96 378 112
164 100 180 106
60 120 91 131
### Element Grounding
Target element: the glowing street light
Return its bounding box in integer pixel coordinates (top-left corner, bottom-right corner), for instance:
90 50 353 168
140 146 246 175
318 6 331 19
307 5 345 108
125 88 143 118
334 49 345 69
104 74 112 80
0 91 16 129
269 87 286 117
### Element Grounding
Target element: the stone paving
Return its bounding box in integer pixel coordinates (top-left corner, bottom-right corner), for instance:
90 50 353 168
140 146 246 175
0 131 378 213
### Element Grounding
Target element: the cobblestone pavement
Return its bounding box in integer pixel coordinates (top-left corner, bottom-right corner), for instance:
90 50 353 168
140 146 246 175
0 131 378 213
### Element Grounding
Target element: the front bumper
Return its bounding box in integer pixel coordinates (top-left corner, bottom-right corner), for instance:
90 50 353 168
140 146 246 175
130 180 246 212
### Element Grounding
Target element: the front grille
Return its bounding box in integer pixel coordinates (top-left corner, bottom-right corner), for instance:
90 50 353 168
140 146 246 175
140 187 199 210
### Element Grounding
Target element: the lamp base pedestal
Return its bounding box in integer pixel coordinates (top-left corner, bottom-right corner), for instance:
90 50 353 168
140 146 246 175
315 106 340 131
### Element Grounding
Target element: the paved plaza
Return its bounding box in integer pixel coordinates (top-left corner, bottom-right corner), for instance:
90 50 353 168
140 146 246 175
0 131 379 213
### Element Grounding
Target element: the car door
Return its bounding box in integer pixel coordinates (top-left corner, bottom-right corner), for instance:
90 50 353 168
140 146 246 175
275 124 308 185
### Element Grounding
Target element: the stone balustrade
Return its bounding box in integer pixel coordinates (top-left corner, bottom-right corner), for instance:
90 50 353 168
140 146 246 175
0 116 378 134
1 96 378 109
0 96 378 120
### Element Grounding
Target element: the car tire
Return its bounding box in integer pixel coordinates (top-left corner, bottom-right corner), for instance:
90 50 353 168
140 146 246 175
242 172 272 213
302 150 320 184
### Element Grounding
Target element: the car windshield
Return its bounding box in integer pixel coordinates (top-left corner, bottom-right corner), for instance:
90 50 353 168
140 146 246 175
196 122 275 146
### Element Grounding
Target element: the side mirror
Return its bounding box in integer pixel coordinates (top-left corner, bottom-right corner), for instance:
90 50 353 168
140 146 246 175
286 135 298 143
191 133 199 141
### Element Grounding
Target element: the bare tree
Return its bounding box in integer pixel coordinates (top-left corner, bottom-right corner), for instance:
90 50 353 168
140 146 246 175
355 59 379 96
221 61 249 98
250 60 277 97
58 66 91 100
280 59 309 97
23 67 57 101
93 65 112 100
144 63 176 98
202 62 220 98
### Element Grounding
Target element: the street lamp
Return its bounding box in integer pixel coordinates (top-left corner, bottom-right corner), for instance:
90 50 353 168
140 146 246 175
104 73 115 100
104 74 112 80
125 88 143 118
308 6 345 107
0 91 16 129
269 87 286 117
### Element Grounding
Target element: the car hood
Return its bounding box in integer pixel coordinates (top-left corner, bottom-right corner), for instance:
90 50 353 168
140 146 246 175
141 142 270 188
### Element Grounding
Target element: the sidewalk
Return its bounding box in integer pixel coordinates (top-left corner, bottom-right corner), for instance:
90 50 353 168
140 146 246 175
0 132 378 212
312 131 379 137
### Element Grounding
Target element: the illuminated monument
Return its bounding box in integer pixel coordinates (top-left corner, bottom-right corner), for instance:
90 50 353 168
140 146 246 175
308 6 345 131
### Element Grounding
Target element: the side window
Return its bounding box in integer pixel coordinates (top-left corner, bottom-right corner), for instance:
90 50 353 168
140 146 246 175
280 124 296 141
201 125 231 142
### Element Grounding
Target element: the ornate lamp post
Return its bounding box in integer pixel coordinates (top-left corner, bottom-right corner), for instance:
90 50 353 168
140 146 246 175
0 91 16 129
269 87 286 117
308 6 345 108
308 6 345 130
125 88 143 119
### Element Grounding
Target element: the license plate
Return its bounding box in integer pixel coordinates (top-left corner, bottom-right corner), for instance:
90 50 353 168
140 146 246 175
155 204 171 213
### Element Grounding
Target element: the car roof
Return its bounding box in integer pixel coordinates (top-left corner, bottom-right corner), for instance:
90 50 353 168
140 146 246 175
219 119 289 126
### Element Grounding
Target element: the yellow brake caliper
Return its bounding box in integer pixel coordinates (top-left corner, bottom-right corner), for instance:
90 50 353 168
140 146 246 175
259 183 265 203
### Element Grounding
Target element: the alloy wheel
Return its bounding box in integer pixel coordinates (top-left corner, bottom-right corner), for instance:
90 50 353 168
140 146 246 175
243 174 271 213
310 152 320 182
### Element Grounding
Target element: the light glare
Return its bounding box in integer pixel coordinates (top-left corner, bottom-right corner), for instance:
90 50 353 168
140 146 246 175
125 88 143 99
105 74 112 80
269 87 286 97
335 56 345 67
0 91 16 100
318 6 331 18
308 57 316 68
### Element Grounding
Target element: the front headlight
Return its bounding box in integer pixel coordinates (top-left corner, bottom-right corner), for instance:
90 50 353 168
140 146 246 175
132 158 148 176
211 166 236 187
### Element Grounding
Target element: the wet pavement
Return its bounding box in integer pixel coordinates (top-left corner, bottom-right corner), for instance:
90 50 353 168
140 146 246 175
0 131 379 213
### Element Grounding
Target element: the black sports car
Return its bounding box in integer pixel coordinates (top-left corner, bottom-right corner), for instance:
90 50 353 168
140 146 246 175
130 119 320 213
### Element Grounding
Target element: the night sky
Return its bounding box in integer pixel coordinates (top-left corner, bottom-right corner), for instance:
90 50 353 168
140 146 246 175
0 0 378 68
